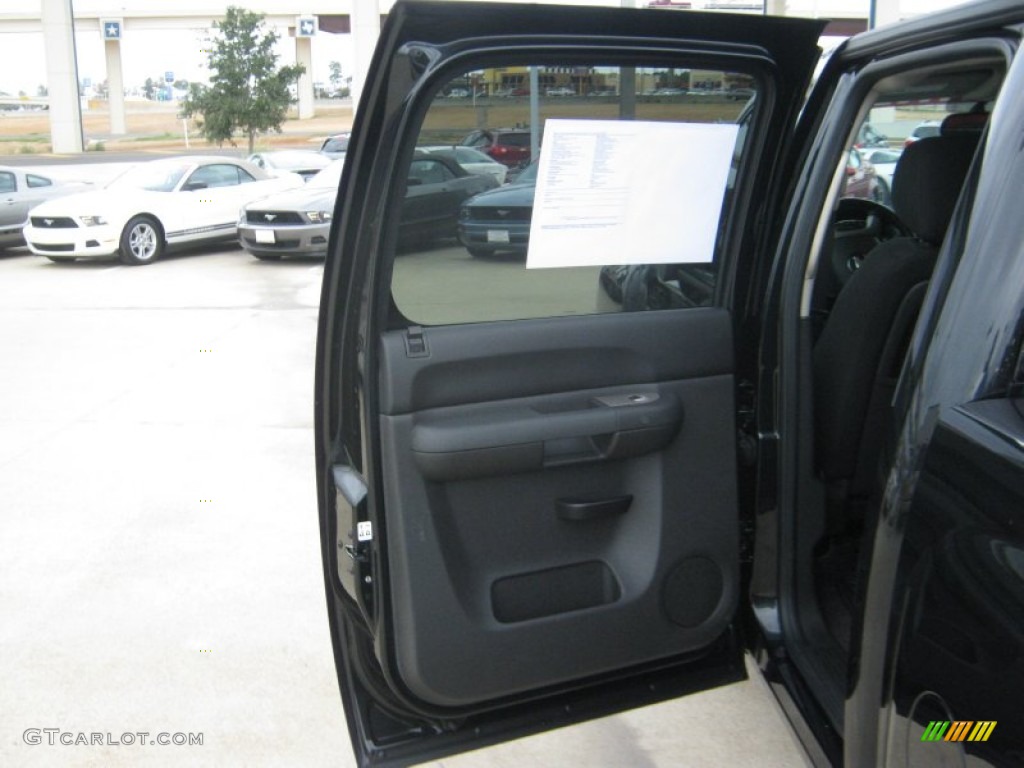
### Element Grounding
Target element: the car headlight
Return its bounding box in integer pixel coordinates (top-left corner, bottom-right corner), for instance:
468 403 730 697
79 215 108 227
305 211 332 224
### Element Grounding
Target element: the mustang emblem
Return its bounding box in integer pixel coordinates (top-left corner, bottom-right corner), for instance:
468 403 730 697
263 214 277 222
44 219 54 226
496 209 511 218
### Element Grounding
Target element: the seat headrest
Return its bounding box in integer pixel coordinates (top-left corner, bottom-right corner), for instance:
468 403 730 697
892 135 977 245
941 110 988 136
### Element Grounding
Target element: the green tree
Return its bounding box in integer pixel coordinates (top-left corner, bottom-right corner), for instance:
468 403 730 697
143 77 156 100
182 6 304 153
328 60 342 92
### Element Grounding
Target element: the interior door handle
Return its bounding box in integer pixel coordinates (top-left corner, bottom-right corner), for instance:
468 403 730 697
556 494 633 522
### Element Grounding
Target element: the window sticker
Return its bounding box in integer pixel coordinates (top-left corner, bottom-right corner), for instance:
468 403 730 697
527 119 739 269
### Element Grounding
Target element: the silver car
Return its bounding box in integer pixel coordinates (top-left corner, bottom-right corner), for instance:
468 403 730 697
0 167 85 251
238 159 344 260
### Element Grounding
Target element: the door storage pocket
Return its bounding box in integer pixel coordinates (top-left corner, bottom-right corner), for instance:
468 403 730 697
491 561 620 623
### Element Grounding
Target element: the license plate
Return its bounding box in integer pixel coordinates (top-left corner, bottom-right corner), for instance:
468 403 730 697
254 229 276 244
487 229 510 243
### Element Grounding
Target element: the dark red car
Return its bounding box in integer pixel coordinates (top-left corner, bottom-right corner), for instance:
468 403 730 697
461 128 532 167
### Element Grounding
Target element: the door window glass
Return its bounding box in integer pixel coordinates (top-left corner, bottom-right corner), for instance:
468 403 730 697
409 158 455 185
0 172 15 194
389 64 758 325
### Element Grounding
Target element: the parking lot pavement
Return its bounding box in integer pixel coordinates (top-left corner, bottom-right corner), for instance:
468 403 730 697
0 247 351 768
0 245 806 768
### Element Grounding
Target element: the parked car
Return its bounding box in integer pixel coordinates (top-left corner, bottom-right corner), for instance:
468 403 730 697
417 145 508 184
841 147 884 202
399 152 499 241
319 133 350 159
461 128 533 168
316 1 1024 766
241 153 497 260
456 161 537 257
238 159 344 260
904 119 941 146
864 147 903 197
0 167 88 251
545 86 576 97
24 156 303 265
246 150 331 182
854 121 889 148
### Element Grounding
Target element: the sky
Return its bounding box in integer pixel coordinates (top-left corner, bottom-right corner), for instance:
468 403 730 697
0 0 970 97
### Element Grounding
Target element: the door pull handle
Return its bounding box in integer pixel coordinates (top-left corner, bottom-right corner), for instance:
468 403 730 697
556 494 633 522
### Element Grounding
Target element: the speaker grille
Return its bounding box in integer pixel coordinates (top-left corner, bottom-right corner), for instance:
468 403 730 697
663 557 723 627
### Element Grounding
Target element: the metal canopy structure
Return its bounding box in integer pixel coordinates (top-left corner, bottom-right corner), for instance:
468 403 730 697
2 0 384 152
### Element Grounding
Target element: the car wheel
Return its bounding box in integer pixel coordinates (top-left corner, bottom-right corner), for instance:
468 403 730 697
119 215 164 265
252 253 282 261
467 247 492 258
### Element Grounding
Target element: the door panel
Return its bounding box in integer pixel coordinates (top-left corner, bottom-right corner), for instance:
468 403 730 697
375 309 738 707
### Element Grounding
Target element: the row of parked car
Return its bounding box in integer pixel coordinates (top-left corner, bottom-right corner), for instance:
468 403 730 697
0 127 532 266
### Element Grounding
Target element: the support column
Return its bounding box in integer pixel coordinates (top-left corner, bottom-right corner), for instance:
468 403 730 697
104 39 126 135
41 0 84 153
296 36 314 119
350 0 381 109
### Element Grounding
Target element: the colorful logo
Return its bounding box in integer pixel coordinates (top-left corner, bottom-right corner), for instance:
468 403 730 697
921 721 997 743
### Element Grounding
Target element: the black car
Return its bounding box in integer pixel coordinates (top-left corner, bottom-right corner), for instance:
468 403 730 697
315 2 1024 766
400 152 499 242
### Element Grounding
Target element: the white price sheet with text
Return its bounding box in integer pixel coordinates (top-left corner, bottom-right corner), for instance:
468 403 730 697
527 119 740 269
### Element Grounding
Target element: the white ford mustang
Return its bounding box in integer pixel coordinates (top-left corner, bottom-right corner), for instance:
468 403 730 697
24 156 303 265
